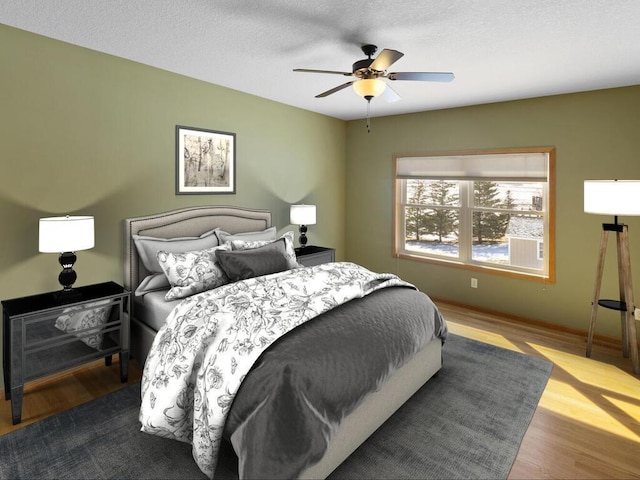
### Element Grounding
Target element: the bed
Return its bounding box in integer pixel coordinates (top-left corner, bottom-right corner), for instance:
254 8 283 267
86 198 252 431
123 205 447 479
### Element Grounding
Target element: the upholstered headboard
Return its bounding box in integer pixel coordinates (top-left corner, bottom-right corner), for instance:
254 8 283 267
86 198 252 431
123 205 272 297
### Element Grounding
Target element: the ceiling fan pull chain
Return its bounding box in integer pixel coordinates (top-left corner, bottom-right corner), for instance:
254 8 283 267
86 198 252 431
366 99 372 133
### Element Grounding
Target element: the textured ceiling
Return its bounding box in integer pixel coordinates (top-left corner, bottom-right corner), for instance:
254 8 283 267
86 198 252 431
2 0 640 121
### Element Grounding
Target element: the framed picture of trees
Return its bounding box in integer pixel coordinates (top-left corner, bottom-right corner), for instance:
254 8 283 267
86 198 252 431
176 125 236 194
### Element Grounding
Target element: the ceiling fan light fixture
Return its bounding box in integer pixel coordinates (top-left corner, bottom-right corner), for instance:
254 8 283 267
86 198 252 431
353 79 386 99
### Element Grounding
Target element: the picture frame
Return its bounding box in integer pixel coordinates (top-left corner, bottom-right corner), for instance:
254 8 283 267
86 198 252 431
176 125 236 194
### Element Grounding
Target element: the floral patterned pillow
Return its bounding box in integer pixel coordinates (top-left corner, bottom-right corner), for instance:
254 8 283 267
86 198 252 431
229 231 300 269
157 244 232 301
55 299 112 350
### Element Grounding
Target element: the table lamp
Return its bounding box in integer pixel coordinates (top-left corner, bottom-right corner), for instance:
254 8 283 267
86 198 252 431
39 215 95 296
290 204 316 248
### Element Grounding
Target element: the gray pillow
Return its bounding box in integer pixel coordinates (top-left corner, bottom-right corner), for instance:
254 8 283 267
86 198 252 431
133 228 220 274
216 238 290 282
229 231 300 269
216 226 277 244
134 273 170 297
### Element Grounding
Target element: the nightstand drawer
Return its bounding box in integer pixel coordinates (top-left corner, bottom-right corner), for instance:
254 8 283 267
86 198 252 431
295 246 335 267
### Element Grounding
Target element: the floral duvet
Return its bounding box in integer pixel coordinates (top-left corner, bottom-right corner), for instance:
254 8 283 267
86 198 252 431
139 262 447 479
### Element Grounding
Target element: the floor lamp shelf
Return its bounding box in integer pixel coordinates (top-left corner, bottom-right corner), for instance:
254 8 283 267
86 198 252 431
597 299 627 310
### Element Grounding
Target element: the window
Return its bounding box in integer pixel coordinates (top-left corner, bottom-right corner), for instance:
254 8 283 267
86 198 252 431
394 148 555 282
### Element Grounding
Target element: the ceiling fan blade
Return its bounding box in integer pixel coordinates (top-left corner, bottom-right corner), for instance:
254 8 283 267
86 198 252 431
294 68 353 77
316 81 355 98
387 72 455 82
370 49 404 72
382 83 401 103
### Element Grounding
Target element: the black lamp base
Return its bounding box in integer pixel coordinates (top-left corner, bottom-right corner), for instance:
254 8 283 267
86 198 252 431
298 225 308 248
55 252 81 302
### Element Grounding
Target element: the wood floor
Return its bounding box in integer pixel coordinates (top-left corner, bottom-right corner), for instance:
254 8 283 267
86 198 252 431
1 301 639 479
438 302 640 480
0 358 143 435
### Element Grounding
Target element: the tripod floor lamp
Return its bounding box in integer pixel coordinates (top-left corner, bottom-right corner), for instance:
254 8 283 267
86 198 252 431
584 180 640 374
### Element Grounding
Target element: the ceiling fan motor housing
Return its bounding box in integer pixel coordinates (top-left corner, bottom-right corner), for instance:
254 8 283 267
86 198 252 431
352 58 375 77
352 44 378 78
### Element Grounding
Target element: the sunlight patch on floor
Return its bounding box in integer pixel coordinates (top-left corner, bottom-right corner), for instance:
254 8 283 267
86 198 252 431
538 379 640 443
526 340 640 444
527 343 640 398
447 322 523 353
603 394 640 436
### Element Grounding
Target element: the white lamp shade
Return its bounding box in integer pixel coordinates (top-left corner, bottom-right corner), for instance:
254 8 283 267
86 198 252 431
353 79 386 98
39 216 95 253
290 204 316 225
584 180 640 216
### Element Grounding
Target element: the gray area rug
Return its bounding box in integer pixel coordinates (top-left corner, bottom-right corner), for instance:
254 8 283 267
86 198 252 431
0 334 552 479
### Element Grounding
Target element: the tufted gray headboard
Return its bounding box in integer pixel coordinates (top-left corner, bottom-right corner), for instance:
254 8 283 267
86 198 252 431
123 205 272 298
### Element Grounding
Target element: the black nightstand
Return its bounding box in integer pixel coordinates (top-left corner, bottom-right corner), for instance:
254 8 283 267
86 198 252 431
295 246 336 267
2 281 130 424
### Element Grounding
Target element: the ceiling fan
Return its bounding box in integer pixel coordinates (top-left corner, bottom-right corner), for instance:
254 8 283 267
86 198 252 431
293 44 455 103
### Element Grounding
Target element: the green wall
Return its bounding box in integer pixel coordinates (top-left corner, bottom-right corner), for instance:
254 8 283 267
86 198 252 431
0 24 346 388
345 86 640 339
0 24 346 304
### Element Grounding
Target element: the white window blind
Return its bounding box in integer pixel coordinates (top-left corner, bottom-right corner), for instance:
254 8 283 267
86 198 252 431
396 152 548 181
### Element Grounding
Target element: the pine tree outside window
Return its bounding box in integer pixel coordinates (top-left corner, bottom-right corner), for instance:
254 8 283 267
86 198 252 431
393 148 555 282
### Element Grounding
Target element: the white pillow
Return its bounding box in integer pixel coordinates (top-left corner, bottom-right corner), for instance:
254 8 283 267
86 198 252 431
229 231 300 270
157 244 232 301
55 299 112 350
216 226 277 244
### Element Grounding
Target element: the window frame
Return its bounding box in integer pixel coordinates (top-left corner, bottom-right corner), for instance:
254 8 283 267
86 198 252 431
393 147 555 283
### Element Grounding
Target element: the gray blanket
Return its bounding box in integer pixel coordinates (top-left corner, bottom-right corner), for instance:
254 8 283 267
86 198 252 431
223 286 447 478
